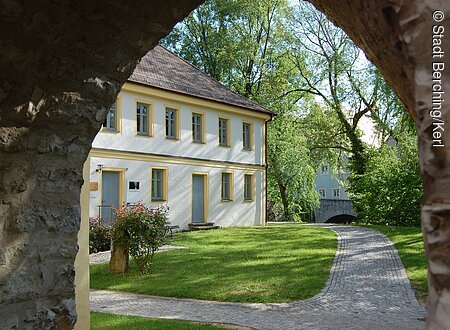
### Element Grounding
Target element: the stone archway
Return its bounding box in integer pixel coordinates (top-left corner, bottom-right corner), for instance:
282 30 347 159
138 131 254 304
0 0 448 328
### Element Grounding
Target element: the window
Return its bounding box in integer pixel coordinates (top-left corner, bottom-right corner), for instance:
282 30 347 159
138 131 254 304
244 174 254 201
128 181 140 192
103 101 117 131
333 188 340 198
137 102 150 135
242 122 253 150
221 172 233 201
192 113 203 143
165 107 178 139
151 168 167 201
219 118 229 147
318 189 326 198
321 165 328 174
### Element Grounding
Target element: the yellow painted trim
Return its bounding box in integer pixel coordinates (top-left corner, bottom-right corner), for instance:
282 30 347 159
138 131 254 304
74 158 90 330
243 172 255 203
242 120 254 151
135 98 154 137
101 96 122 134
218 115 231 148
150 166 169 203
191 110 206 144
220 170 234 202
122 82 271 120
262 170 267 225
98 167 126 221
191 172 209 223
90 148 265 171
164 105 181 141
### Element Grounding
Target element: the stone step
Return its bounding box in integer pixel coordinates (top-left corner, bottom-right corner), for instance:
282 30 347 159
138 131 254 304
188 222 220 231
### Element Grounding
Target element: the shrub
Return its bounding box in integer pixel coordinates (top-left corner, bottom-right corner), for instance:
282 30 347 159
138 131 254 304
89 217 112 254
112 203 168 274
348 134 423 227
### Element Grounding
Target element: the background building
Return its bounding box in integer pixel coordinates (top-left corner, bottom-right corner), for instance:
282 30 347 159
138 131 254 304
313 155 357 223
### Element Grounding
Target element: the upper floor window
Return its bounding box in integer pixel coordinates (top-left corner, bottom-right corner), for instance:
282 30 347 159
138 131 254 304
151 168 167 201
244 174 254 201
242 122 253 150
136 102 150 136
333 188 340 198
219 118 230 147
103 101 117 131
321 165 328 174
221 172 233 201
165 107 178 139
192 113 204 143
318 188 326 198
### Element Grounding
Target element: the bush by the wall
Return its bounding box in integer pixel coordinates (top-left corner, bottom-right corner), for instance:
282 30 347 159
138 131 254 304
112 203 168 274
89 217 112 254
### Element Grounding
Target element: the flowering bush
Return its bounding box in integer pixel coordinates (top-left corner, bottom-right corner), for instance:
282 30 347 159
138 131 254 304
89 217 112 254
112 203 168 274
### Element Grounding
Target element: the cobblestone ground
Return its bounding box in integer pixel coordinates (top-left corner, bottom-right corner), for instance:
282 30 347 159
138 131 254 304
90 225 427 329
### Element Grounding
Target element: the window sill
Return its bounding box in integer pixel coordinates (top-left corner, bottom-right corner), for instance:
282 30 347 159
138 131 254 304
220 199 233 203
151 199 167 203
219 144 231 148
243 199 254 203
101 129 121 134
192 141 205 145
165 137 180 142
136 133 153 138
242 147 253 152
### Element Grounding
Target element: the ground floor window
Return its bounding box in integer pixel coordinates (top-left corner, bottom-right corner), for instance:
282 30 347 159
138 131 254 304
151 168 167 201
244 174 254 201
221 172 233 201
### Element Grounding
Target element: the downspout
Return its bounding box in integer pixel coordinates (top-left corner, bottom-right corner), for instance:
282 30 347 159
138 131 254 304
264 114 274 225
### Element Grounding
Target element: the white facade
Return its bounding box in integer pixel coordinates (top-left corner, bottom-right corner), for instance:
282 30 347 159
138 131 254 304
89 83 270 229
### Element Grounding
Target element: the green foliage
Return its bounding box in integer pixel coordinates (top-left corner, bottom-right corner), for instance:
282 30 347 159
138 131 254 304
349 133 423 227
89 217 112 254
91 312 225 330
112 203 168 274
91 225 337 303
267 111 317 220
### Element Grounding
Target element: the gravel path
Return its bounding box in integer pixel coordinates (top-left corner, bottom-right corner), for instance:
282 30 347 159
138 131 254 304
90 225 426 329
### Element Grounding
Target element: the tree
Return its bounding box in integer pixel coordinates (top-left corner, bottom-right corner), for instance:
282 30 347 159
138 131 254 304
349 122 422 227
286 2 398 177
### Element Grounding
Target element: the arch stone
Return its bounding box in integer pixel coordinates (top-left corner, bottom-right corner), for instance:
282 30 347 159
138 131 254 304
0 1 203 328
314 199 357 223
0 0 448 328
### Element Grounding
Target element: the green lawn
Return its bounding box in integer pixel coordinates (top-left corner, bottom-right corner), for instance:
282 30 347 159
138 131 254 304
90 225 337 303
365 225 428 303
91 312 225 329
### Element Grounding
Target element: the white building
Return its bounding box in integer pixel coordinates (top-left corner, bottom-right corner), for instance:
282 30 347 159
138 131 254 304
88 45 273 229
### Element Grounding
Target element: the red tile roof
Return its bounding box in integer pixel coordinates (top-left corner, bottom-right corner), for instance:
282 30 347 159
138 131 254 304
128 45 272 115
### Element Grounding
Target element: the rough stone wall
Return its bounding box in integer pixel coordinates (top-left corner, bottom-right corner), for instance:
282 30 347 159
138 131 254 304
308 0 450 327
0 1 203 328
314 199 356 223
